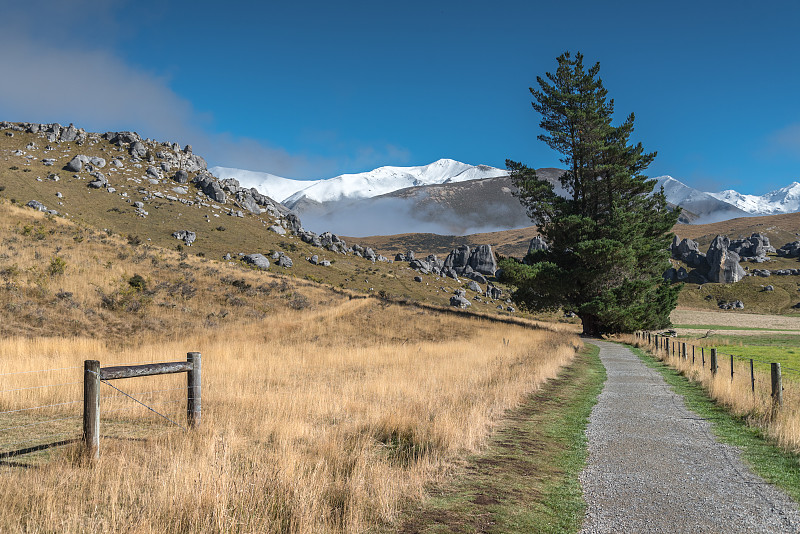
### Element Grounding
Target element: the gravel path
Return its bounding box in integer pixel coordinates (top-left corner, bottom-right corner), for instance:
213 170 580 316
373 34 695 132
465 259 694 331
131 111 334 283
579 340 800 533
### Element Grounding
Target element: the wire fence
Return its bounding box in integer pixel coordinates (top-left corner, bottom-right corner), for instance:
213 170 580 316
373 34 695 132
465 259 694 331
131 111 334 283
636 332 798 412
0 363 192 462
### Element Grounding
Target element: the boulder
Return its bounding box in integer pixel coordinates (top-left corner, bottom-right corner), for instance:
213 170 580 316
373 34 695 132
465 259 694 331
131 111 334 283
777 241 800 258
172 230 196 246
486 286 502 300
444 245 471 275
269 225 286 235
706 235 745 283
130 141 147 159
394 253 407 262
671 237 707 268
66 155 88 172
310 255 319 265
468 244 497 275
193 174 226 203
146 166 162 179
414 276 423 283
364 247 377 262
467 280 483 294
450 295 471 308
90 157 106 168
277 254 293 268
528 235 548 254
173 170 189 184
26 200 47 212
243 254 270 270
237 191 260 214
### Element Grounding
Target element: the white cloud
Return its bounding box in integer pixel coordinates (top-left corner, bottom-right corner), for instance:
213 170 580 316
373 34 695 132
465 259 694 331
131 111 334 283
0 27 411 180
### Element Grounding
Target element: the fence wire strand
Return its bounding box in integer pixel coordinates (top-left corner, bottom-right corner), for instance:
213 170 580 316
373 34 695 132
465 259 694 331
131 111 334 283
99 380 186 431
0 381 83 394
0 400 82 415
0 366 83 377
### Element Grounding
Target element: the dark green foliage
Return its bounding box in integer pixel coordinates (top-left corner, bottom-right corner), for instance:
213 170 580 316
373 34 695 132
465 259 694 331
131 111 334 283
128 274 147 292
501 52 680 335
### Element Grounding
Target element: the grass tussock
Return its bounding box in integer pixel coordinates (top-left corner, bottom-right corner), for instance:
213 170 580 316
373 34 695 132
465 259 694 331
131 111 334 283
620 335 800 455
0 300 580 533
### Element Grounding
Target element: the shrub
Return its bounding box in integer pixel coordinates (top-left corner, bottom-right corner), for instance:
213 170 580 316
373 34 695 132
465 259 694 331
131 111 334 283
128 274 147 292
48 257 67 276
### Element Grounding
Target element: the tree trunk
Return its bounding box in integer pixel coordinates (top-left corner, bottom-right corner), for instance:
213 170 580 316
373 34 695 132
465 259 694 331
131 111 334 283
580 313 602 337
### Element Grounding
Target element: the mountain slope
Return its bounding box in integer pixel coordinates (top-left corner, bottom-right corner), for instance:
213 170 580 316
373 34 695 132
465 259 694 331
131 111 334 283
654 176 749 223
709 182 800 215
210 166 321 204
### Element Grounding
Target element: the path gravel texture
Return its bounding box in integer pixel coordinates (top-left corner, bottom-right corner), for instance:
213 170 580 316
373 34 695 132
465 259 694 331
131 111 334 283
580 340 800 533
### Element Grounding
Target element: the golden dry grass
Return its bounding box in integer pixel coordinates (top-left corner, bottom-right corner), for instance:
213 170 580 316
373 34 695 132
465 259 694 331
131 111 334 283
621 334 800 455
0 285 579 533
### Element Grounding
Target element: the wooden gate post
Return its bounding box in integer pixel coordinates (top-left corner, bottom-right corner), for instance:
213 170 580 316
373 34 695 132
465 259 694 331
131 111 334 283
83 360 100 459
187 352 201 428
771 363 783 408
710 349 717 376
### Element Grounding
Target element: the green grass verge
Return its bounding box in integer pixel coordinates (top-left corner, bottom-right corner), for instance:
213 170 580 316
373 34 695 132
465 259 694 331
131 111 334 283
674 332 800 378
395 344 605 534
630 346 800 503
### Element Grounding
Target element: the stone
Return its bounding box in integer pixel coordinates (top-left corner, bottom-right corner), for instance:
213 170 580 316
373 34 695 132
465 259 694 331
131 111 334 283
310 255 319 265
364 247 377 262
414 276 423 283
90 157 106 168
450 295 471 308
395 253 407 262
487 286 502 300
172 230 196 246
243 253 270 270
26 200 47 211
444 245 471 275
764 285 774 292
173 170 189 184
66 154 87 172
277 254 293 268
269 225 287 235
467 280 483 294
146 166 162 179
671 237 707 268
130 141 147 158
706 235 746 283
528 235 549 254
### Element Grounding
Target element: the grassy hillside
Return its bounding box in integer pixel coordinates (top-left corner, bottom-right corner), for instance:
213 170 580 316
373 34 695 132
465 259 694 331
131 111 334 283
0 128 537 322
0 136 584 531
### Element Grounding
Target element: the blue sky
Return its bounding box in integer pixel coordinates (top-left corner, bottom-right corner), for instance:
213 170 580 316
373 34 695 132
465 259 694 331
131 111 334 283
1 0 798 194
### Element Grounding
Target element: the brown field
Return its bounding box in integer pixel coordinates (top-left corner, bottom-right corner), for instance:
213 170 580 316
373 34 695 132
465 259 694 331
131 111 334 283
0 194 580 533
0 301 579 533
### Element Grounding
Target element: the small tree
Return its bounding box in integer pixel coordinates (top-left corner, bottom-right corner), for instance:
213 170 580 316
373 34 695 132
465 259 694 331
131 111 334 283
501 52 680 335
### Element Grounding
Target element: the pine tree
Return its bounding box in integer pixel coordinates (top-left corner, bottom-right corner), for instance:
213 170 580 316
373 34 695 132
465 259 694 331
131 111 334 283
500 52 680 336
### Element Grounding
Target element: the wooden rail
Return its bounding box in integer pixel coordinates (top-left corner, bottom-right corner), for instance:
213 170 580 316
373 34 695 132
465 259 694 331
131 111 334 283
83 352 201 460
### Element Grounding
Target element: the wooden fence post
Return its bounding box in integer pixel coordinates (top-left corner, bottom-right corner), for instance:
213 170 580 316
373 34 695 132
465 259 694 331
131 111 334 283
750 359 755 394
692 345 695 364
710 349 717 376
187 352 201 428
771 363 783 408
730 355 734 380
682 343 687 360
83 360 100 459
702 347 705 368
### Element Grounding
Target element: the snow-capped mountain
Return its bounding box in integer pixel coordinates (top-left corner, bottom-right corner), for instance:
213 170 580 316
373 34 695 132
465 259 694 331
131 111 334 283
709 182 800 215
653 176 749 223
211 159 508 206
209 166 322 204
